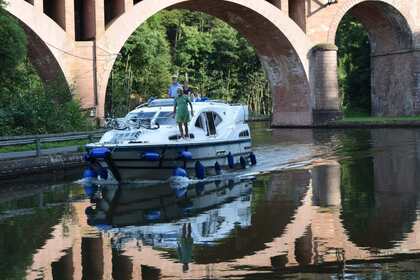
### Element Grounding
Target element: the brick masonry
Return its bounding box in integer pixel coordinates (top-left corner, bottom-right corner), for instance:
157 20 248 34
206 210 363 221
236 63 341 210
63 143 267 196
5 0 420 126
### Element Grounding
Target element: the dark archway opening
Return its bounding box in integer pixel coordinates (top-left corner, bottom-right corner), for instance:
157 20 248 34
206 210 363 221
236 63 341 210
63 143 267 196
336 15 371 116
105 9 272 119
335 1 413 117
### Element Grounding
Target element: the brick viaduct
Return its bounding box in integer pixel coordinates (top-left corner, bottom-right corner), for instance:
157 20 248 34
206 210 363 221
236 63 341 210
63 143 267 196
4 0 420 126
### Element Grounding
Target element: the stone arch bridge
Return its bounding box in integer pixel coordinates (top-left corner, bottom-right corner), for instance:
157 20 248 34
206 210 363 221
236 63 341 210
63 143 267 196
5 0 420 125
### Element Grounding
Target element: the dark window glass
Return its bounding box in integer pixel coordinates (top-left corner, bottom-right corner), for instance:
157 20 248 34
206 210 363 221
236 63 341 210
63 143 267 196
155 111 176 125
239 130 250 137
206 112 216 135
195 114 204 129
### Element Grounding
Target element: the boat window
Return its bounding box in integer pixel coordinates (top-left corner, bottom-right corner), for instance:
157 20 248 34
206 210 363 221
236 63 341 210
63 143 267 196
206 112 217 136
214 113 222 126
169 134 194 140
126 111 156 121
239 130 250 137
195 114 205 129
126 111 156 127
155 111 176 125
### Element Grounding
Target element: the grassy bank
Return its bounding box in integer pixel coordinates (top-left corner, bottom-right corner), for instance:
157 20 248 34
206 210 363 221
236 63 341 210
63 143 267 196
337 112 420 125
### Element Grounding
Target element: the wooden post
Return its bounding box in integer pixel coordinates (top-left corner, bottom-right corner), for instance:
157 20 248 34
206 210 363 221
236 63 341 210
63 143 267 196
35 137 41 157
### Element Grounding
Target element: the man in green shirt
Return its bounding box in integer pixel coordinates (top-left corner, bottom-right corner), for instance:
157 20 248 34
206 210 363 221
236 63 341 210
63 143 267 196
177 223 193 272
174 88 194 139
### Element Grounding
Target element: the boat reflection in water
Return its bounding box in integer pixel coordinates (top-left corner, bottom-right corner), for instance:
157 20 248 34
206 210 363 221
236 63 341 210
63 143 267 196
84 176 254 271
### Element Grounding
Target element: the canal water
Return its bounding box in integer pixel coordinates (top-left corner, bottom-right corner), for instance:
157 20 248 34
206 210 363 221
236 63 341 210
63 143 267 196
1 123 420 279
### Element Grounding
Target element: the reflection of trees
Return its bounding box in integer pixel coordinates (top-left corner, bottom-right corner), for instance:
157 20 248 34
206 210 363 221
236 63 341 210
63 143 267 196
340 129 420 250
0 185 72 279
0 206 66 279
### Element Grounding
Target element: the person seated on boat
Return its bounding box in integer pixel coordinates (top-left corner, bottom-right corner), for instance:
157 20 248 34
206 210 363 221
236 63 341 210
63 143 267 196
168 74 183 98
174 88 194 139
183 80 194 98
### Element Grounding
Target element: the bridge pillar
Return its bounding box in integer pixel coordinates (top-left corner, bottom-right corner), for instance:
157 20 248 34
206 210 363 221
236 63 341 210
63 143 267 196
65 0 75 40
95 0 106 38
371 51 416 116
288 0 306 32
310 44 342 124
311 162 341 207
34 0 43 12
414 51 420 115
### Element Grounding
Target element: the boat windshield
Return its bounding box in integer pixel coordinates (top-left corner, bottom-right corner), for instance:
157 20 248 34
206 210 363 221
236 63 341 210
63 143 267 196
126 111 157 121
126 111 157 127
155 111 176 126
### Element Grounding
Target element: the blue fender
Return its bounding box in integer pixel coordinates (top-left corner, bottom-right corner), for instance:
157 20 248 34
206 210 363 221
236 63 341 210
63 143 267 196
142 151 161 161
195 161 206 179
250 152 257 165
240 156 247 169
180 150 193 160
89 148 111 159
173 167 188 177
227 153 234 169
214 161 222 175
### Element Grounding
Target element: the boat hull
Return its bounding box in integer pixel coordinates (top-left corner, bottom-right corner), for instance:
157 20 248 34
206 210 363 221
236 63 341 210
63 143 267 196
86 138 252 181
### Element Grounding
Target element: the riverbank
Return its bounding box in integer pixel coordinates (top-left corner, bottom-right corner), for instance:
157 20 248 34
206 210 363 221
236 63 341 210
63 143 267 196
272 116 420 128
0 152 85 180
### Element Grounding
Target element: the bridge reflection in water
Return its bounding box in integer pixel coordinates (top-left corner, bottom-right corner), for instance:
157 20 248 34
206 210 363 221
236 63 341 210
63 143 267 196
6 129 420 279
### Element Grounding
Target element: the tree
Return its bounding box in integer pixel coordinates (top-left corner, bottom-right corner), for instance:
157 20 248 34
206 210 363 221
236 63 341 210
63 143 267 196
0 5 27 79
108 18 172 116
336 15 371 115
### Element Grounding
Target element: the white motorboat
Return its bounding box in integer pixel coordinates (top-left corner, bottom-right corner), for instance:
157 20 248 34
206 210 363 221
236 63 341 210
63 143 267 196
84 98 256 181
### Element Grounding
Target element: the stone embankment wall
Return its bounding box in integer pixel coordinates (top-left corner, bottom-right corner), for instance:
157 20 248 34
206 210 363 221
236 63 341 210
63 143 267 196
0 153 85 179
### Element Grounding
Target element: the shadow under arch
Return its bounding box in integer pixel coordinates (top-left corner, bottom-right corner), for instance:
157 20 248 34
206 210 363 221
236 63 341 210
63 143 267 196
19 23 68 87
97 0 314 126
3 1 71 91
330 0 415 116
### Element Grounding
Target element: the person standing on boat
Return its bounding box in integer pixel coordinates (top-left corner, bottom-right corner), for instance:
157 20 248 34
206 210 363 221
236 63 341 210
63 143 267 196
177 223 193 272
174 88 194 139
168 74 183 98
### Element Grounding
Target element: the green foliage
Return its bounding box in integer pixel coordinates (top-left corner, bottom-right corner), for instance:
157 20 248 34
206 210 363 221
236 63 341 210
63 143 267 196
107 10 271 117
0 206 66 279
336 15 371 115
0 9 27 79
0 60 93 136
107 17 172 117
0 6 94 136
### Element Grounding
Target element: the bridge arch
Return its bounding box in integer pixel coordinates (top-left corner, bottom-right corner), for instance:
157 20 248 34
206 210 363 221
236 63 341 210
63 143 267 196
4 1 73 88
96 0 315 126
328 0 415 116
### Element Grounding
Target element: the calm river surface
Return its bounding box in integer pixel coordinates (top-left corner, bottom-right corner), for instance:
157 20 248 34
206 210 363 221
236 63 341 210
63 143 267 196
1 123 420 279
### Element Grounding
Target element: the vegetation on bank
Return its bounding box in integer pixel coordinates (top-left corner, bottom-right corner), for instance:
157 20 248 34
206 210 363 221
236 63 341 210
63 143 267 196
337 115 420 124
336 15 371 115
